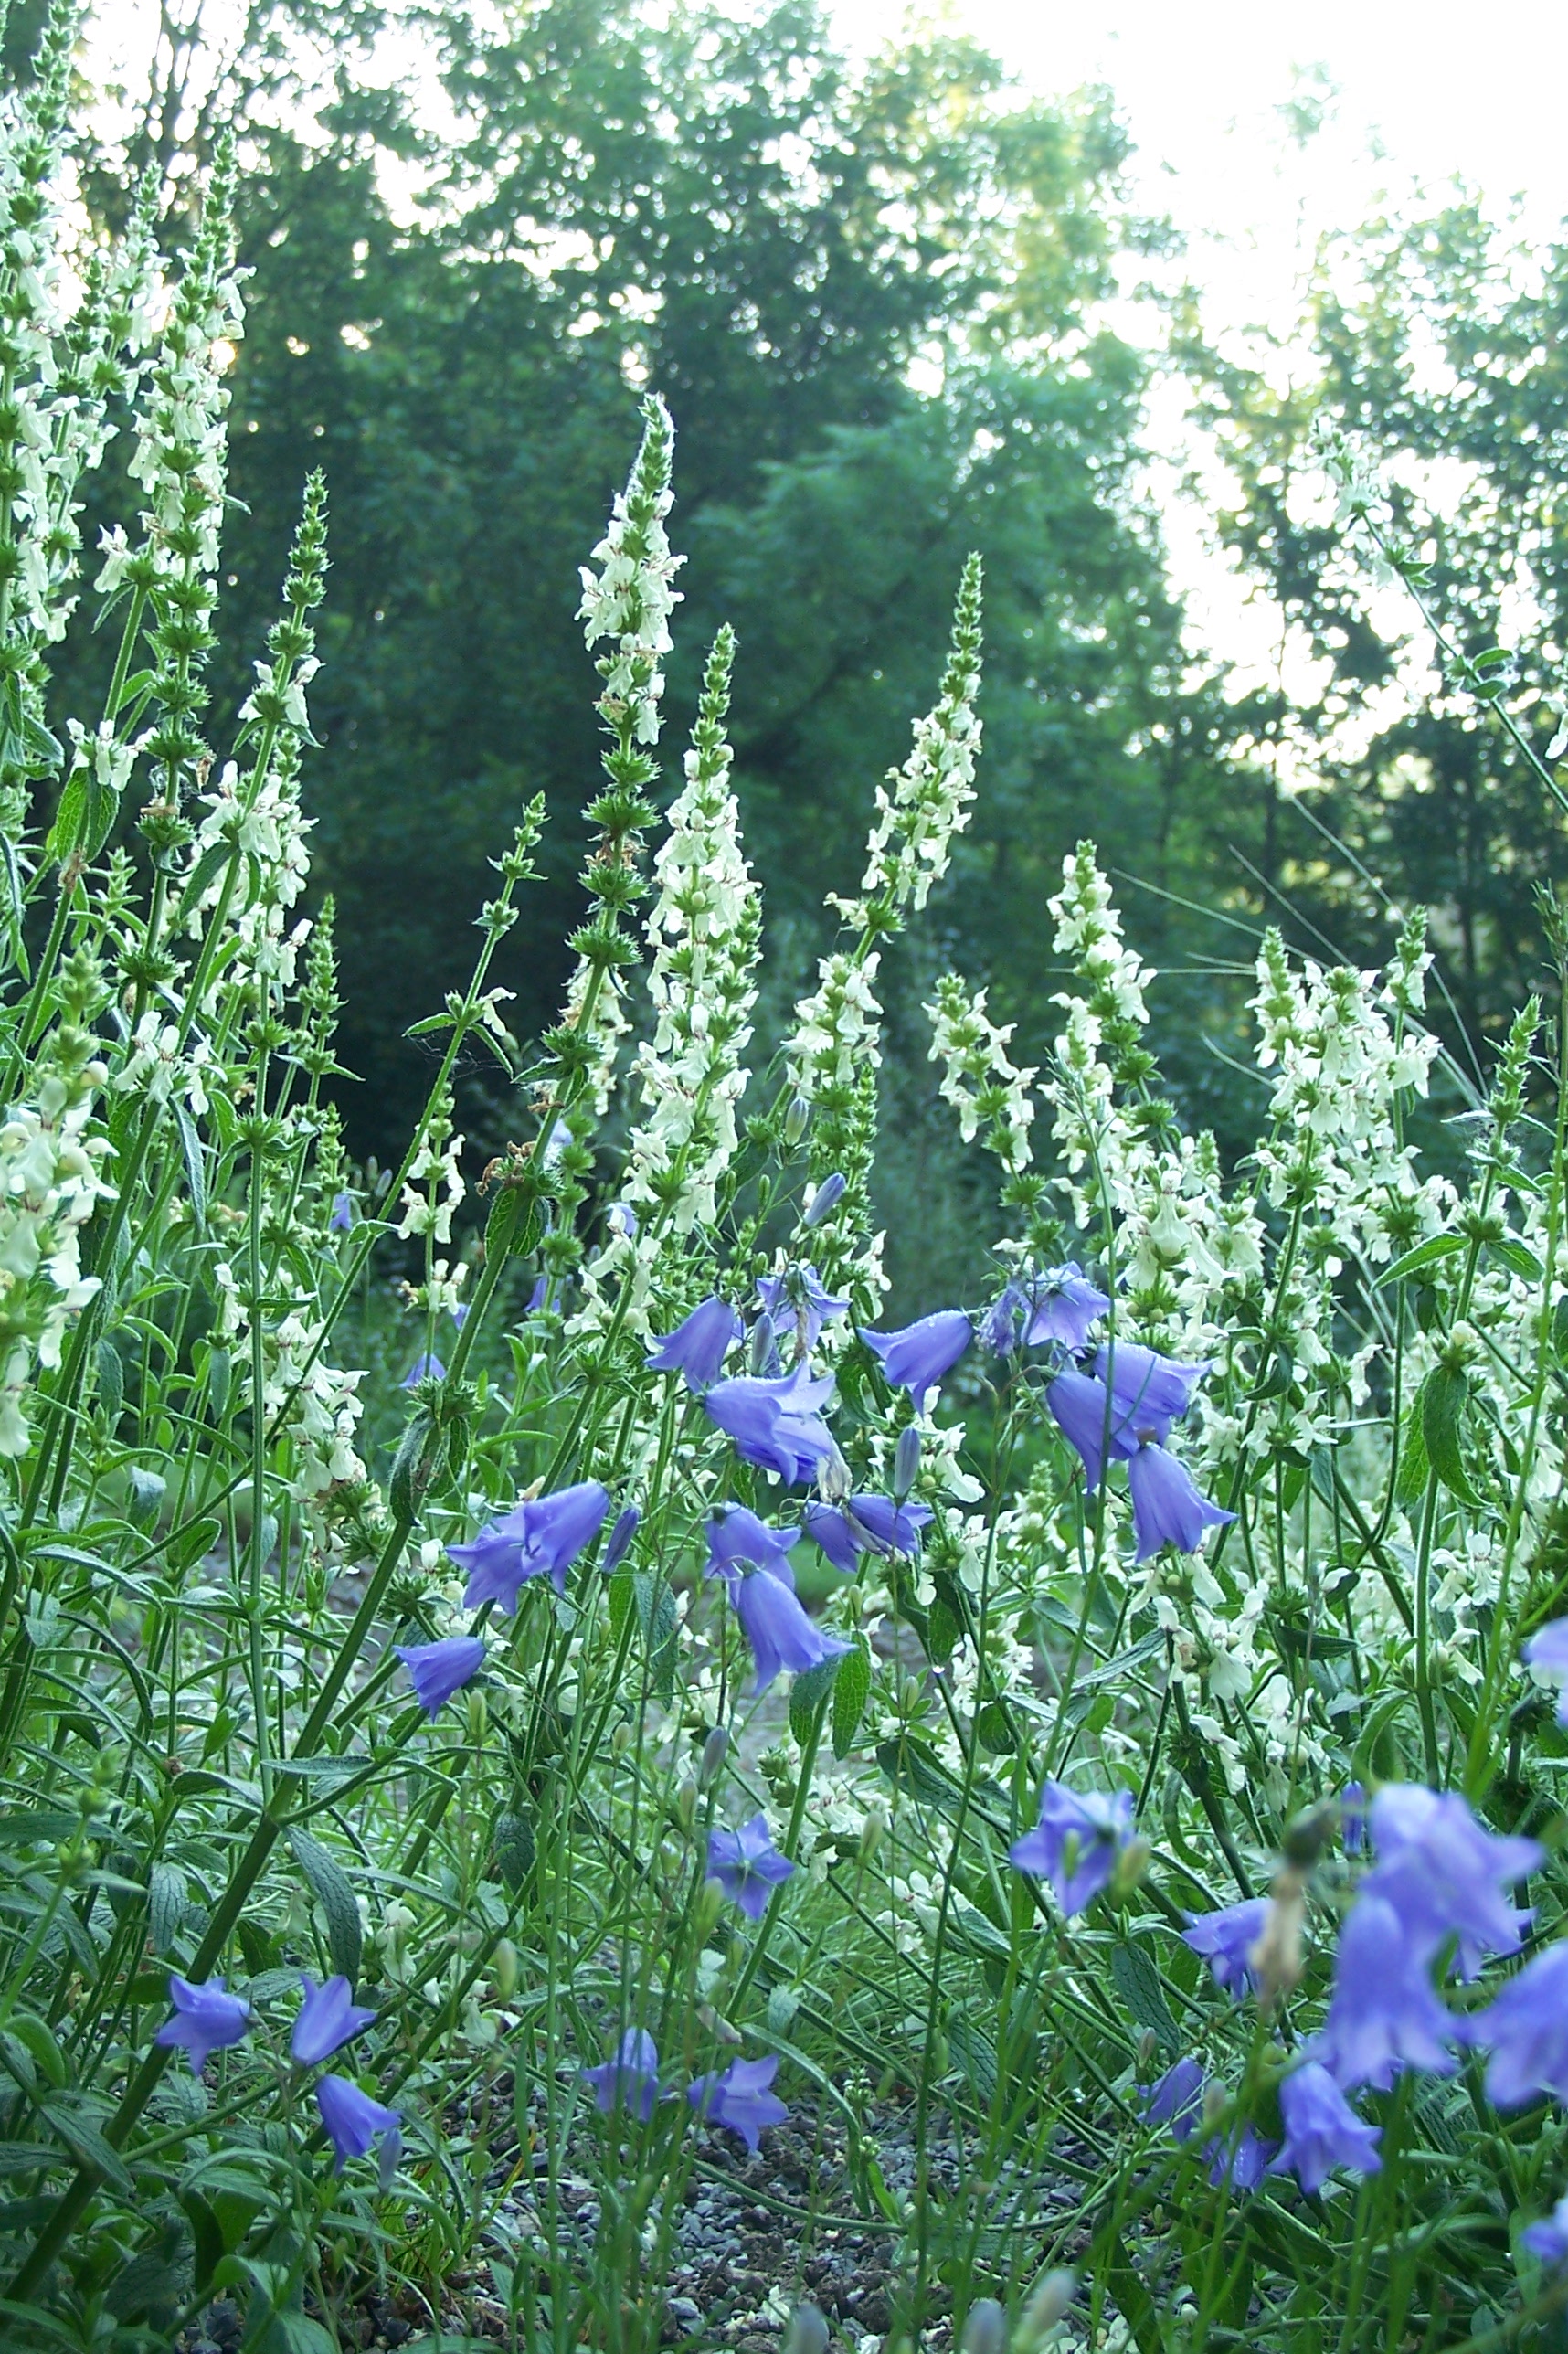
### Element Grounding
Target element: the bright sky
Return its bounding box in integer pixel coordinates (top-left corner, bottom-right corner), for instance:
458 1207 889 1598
832 0 1568 685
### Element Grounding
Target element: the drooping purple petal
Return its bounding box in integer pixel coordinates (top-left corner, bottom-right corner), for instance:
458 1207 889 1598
732 1567 850 1694
756 1264 849 1355
291 1976 377 2069
704 1363 838 1485
1524 1617 1568 1727
1044 1369 1136 1492
1266 2062 1382 2194
1460 1941 1568 2108
687 2055 788 2151
706 1815 796 1921
1009 1781 1134 1916
395 1635 486 1716
862 1311 972 1415
1023 1264 1110 1352
1361 1785 1541 1978
448 1481 611 1611
1127 1442 1234 1562
154 1975 250 2077
1142 2056 1203 2142
705 1506 801 1589
1314 1895 1457 2092
582 2028 661 2122
645 1298 743 1391
1182 1898 1269 1997
401 1352 446 1389
1093 1341 1212 1441
315 2074 400 2172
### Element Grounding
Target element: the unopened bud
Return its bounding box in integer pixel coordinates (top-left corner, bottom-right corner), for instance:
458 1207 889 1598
602 1504 640 1575
376 2122 403 2195
694 1878 725 1939
783 2303 829 2354
1249 1866 1306 2001
1201 2080 1228 2131
1135 2026 1157 2073
893 1423 921 1500
803 1172 846 1228
748 1312 776 1374
699 1725 729 1788
1111 1836 1151 1901
1281 1799 1336 1871
1015 2270 1075 2349
611 1720 632 1756
676 1776 699 1830
465 1688 487 1745
817 1441 852 1504
784 1095 811 1147
859 1805 886 1862
961 2298 1007 2354
492 1937 519 2001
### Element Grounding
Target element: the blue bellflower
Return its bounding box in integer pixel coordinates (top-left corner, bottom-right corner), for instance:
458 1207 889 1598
862 1311 972 1415
1143 2056 1203 2141
154 1974 250 2076
756 1264 848 1355
704 1363 838 1484
292 1976 377 2068
733 1567 850 1694
448 1480 611 1611
1460 1941 1568 2108
646 1298 743 1391
707 1815 796 1920
981 1283 1029 1354
1206 2126 1276 2193
401 1352 445 1389
1044 1368 1134 1492
1314 1895 1457 2092
1523 1617 1568 1726
687 2054 788 2152
1022 1264 1110 1352
1267 2062 1382 2194
1010 1781 1134 1916
1524 2190 1568 2265
582 2028 661 2122
705 1505 801 1588
802 1494 933 1575
396 1635 486 1716
328 1192 355 1233
1093 1342 1211 1442
1361 1786 1541 1978
1127 1441 1234 1563
315 2073 400 2172
802 1172 846 1227
1183 1898 1269 1997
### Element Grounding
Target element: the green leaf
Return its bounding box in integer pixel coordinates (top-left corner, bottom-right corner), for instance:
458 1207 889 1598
174 1101 207 1235
972 1700 1015 1755
493 1809 535 1893
1489 1235 1542 1282
1422 1363 1485 1508
287 1828 362 1988
6 2016 65 2091
632 1573 678 1703
1376 1233 1467 1286
148 1861 187 1956
37 2095 132 2192
789 1650 842 1745
831 1636 872 1760
95 1338 123 1425
1109 1939 1180 2056
1393 1392 1430 1509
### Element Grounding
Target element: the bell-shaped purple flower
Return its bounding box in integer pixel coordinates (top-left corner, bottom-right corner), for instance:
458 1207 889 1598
448 1480 611 1611
803 1494 932 1575
154 1974 251 2077
328 1192 355 1233
756 1265 849 1355
1143 2055 1203 2142
1023 1264 1110 1352
704 1363 838 1485
1524 2190 1568 2264
1361 1786 1541 1978
291 1976 377 2068
582 2028 661 2122
401 1352 445 1389
982 1283 1029 1354
1093 1341 1211 1442
1341 1780 1367 1856
1127 1441 1234 1562
1524 1617 1568 1726
705 1505 801 1588
1009 1780 1134 1916
732 1566 850 1695
1314 1895 1457 2092
1266 2062 1382 2194
602 1505 640 1575
645 1298 743 1391
315 2073 400 2172
863 1310 972 1415
707 1815 796 1921
1460 1941 1568 2108
395 1634 486 1716
1183 1897 1269 1997
1044 1368 1133 1492
687 2054 788 2152
1205 2126 1276 2193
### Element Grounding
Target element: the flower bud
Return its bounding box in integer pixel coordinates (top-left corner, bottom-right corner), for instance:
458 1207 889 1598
694 1878 726 1940
1014 2271 1075 2349
1111 1836 1151 1901
960 2298 1008 2354
1281 1798 1336 1871
893 1423 921 1500
377 2122 403 2195
1135 2027 1157 2073
803 1172 846 1228
783 2304 829 2354
611 1719 632 1756
602 1504 640 1575
817 1441 852 1504
859 1805 886 1862
492 1937 520 2001
748 1312 776 1374
784 1095 811 1146
676 1776 699 1830
698 1725 729 1788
